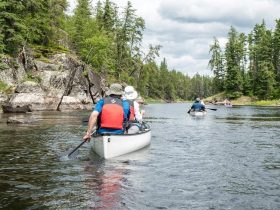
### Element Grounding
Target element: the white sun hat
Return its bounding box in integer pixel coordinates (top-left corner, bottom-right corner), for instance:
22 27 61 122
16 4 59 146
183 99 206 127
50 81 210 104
124 86 138 100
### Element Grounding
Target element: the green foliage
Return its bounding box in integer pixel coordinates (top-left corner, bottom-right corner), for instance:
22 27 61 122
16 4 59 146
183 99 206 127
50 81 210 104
24 73 42 83
226 91 242 99
0 0 26 54
209 37 225 92
251 99 280 106
213 20 280 100
1 0 216 101
254 62 276 99
0 0 67 55
224 27 246 96
0 80 8 91
80 32 115 74
0 33 4 53
32 44 69 58
0 61 9 70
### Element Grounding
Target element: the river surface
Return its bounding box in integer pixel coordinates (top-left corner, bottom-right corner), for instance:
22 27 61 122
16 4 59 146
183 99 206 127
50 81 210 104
0 103 280 210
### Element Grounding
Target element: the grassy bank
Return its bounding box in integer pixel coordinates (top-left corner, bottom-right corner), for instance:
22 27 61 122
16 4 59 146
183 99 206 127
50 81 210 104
204 92 280 106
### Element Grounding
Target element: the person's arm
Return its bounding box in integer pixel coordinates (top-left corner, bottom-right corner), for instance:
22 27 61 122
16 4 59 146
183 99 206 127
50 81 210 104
83 99 103 140
83 111 99 140
133 101 142 122
123 100 130 121
201 104 206 111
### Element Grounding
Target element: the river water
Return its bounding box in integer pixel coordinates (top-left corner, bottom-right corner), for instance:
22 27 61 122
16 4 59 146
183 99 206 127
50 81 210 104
0 103 280 209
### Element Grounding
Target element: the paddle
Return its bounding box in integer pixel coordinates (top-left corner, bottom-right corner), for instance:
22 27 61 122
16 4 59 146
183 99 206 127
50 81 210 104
67 139 88 158
206 108 217 111
67 130 96 158
187 108 216 113
82 117 89 123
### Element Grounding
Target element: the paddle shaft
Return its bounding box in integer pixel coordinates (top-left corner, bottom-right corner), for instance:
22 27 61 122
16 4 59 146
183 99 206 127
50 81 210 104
206 108 217 111
68 139 87 157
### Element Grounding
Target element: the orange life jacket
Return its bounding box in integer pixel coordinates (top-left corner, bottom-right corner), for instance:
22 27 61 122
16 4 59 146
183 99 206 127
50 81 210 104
100 96 124 129
127 100 135 121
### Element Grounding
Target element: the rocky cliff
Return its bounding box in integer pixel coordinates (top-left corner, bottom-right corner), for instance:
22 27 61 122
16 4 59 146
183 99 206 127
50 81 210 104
0 49 106 112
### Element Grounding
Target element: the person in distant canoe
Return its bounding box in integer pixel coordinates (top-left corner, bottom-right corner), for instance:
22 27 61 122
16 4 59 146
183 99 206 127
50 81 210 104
188 97 206 113
123 86 144 134
224 98 232 107
83 83 130 140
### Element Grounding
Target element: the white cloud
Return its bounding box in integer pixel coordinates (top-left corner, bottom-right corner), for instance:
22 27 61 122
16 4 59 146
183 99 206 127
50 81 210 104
67 0 280 76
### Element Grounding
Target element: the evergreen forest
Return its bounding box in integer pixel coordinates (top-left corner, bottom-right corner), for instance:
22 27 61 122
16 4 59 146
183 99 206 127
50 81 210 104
209 22 280 100
1 0 279 101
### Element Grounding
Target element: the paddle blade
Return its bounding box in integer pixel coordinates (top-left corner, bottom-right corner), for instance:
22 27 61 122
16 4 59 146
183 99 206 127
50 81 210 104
67 148 80 159
60 148 79 161
65 139 87 159
208 108 217 111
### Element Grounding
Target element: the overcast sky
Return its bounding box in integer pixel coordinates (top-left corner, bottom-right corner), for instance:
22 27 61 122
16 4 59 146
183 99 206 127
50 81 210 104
68 0 280 76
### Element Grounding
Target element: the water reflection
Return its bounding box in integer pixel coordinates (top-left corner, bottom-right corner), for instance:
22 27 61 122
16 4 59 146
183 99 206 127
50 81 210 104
86 164 126 209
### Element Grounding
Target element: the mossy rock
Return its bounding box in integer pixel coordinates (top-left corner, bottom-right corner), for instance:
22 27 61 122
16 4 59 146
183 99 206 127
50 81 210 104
0 62 9 71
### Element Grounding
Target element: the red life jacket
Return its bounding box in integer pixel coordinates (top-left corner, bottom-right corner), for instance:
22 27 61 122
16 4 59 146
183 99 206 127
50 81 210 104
127 100 135 121
100 96 124 129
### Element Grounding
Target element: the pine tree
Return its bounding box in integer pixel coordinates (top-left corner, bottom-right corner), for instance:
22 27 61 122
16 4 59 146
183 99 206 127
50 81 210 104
0 0 26 54
73 0 92 51
272 19 280 90
102 0 117 32
249 21 276 99
224 27 246 98
208 37 225 92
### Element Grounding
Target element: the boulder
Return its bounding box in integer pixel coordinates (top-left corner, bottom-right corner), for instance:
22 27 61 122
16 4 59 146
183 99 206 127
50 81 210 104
34 60 61 71
2 104 32 113
59 96 92 111
9 93 62 111
15 81 43 93
7 116 38 124
0 93 8 104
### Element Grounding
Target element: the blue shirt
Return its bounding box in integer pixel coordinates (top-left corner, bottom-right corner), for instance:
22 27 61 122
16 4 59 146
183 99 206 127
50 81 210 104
94 98 130 134
191 102 205 111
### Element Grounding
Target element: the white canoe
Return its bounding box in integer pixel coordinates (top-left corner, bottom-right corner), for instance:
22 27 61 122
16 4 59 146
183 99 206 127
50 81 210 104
90 126 151 159
225 104 233 108
189 111 207 116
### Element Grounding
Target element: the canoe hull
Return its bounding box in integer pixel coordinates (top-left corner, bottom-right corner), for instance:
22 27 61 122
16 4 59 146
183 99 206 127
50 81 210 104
91 129 151 159
189 111 207 116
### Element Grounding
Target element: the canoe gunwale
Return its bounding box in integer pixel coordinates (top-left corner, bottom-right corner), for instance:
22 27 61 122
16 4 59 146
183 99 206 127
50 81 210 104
94 128 151 137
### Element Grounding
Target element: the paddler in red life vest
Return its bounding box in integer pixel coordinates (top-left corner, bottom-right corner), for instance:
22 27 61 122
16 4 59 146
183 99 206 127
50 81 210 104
83 83 130 141
123 86 144 134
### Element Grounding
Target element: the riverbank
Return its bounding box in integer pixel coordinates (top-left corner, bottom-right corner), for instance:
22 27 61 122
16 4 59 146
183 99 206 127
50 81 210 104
204 93 280 107
144 98 190 104
232 97 280 106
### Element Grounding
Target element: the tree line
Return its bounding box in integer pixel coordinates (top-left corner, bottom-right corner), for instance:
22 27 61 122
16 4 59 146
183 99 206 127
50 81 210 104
0 0 216 101
209 21 280 100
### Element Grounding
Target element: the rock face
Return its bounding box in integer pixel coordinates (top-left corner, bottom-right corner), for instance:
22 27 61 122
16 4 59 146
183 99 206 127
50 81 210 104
0 51 106 112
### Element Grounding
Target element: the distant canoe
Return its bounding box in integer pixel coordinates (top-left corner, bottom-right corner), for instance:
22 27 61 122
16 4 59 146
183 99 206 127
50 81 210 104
90 124 151 159
224 104 233 108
